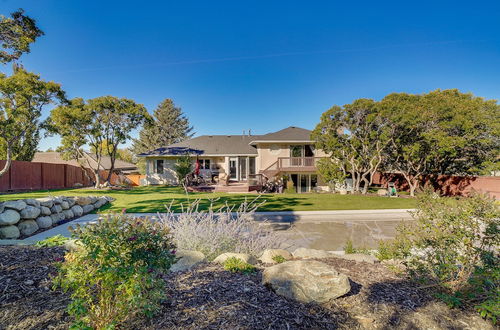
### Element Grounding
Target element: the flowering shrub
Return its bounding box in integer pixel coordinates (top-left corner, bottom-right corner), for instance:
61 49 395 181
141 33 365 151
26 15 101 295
53 213 176 329
389 192 499 323
159 198 288 261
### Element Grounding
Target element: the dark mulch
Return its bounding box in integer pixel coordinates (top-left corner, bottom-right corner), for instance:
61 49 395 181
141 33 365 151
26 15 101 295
0 246 493 330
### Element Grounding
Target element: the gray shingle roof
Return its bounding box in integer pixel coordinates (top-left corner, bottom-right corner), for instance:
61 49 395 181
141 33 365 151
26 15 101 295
249 126 312 144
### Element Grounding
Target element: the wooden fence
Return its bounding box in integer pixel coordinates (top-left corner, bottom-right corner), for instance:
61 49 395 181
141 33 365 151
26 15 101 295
0 160 94 192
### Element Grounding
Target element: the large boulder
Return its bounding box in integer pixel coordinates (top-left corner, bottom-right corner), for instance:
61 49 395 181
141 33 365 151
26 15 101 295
377 189 388 197
93 198 108 209
24 199 41 207
64 239 83 251
74 196 92 206
82 204 94 214
4 200 27 211
171 250 207 272
88 196 98 204
67 198 76 208
213 252 258 265
36 216 53 229
262 260 351 303
40 206 51 216
292 248 333 259
20 206 41 219
50 213 65 225
70 205 84 217
50 204 63 214
60 201 70 210
259 249 293 264
0 225 20 239
36 197 54 208
63 209 74 220
332 253 379 264
0 209 21 225
18 220 39 236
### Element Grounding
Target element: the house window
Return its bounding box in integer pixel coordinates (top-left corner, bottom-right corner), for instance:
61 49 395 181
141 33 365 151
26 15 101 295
156 159 164 174
199 159 211 169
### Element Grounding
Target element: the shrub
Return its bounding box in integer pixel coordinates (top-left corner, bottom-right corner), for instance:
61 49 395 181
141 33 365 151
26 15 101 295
272 255 287 264
159 198 288 261
223 257 256 274
35 234 69 247
343 239 370 255
53 213 176 329
390 192 499 323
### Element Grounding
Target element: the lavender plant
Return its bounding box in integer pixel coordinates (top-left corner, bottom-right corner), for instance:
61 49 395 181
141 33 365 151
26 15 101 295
158 197 288 261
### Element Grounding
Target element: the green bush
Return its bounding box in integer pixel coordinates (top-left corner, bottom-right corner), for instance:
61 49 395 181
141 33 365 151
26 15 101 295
35 234 69 247
272 255 287 264
343 239 370 255
223 257 256 274
53 214 177 329
376 238 411 261
390 192 499 323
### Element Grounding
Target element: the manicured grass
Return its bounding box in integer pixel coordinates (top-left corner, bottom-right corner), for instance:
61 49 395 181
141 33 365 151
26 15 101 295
0 186 416 213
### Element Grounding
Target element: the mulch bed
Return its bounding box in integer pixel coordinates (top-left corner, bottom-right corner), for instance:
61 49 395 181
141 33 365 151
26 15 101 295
0 246 493 330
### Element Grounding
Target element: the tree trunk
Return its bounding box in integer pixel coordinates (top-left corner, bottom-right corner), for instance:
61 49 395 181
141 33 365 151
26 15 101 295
361 177 369 194
0 146 12 178
94 169 101 188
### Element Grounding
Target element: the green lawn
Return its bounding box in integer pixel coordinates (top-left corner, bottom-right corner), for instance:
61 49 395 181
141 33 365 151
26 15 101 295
0 186 416 213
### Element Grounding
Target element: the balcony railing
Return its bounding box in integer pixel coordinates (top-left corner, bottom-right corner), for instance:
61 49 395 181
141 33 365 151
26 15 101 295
277 157 325 169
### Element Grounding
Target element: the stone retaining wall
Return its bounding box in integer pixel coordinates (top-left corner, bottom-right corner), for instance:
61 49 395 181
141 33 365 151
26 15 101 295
0 196 112 239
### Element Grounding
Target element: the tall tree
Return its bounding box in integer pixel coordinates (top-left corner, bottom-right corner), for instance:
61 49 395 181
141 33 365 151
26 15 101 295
131 99 194 155
312 99 394 194
0 9 44 64
380 89 500 196
0 66 65 177
47 96 149 187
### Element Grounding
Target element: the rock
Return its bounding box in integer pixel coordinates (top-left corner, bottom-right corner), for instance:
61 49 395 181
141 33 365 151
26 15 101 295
36 216 53 229
0 209 21 225
332 253 379 264
88 196 98 204
36 197 54 208
18 220 39 236
24 199 41 207
0 225 20 239
70 205 84 217
259 249 293 264
0 203 4 213
40 206 51 216
50 213 65 225
24 280 34 285
64 239 83 251
292 247 333 259
262 260 351 303
82 204 94 213
20 206 41 219
67 198 76 208
50 204 63 214
93 198 107 209
4 200 27 211
74 196 91 206
63 209 74 220
73 182 83 188
213 252 257 265
171 250 207 272
60 201 70 210
377 189 388 197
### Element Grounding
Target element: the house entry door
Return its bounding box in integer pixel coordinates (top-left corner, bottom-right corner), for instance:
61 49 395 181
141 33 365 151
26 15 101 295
229 157 238 180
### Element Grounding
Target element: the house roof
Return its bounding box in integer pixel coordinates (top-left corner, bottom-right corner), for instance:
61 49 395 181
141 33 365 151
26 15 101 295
32 152 138 171
249 126 312 144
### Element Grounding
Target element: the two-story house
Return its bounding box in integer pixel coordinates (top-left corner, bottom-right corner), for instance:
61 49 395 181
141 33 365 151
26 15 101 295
138 127 329 193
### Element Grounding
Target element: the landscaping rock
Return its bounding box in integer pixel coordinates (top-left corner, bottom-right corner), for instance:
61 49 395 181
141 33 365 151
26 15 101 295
0 209 21 225
50 213 65 225
40 206 51 216
82 204 94 213
20 206 41 219
62 209 74 220
259 249 293 264
4 200 27 211
36 216 53 229
171 250 207 272
333 253 379 264
0 203 4 213
36 197 54 208
262 260 351 303
89 196 98 204
0 225 20 239
24 199 41 207
60 201 70 210
74 196 91 206
292 247 333 259
50 204 63 214
377 189 388 197
70 205 83 217
73 182 83 188
213 252 258 265
93 198 107 209
18 220 39 236
67 198 76 208
64 239 83 251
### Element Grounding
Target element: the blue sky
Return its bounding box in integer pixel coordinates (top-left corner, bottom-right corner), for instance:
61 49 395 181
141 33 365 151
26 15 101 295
2 0 500 151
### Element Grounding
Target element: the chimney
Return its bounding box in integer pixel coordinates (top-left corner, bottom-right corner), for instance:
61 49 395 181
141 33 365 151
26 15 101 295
248 129 251 136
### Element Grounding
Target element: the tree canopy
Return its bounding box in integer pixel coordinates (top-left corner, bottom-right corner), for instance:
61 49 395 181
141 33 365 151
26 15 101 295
0 9 44 64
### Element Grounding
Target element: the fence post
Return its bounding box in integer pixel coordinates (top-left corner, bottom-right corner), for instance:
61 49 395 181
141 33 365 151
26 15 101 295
64 164 68 188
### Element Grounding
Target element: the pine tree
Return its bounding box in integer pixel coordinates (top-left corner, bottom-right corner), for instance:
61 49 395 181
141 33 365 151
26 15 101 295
131 99 194 155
